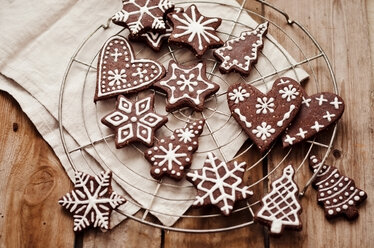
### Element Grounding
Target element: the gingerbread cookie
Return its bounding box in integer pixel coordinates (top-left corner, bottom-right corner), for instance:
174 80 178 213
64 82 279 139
309 155 367 219
255 165 302 235
227 77 303 152
214 22 268 76
101 94 168 148
95 35 165 101
59 171 126 232
282 91 345 147
153 60 220 112
130 8 183 51
112 0 175 35
144 119 205 180
168 4 224 57
186 152 253 215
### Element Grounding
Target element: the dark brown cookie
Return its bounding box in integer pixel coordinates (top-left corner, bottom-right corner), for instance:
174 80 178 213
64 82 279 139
112 0 174 35
59 171 126 232
144 119 205 180
214 22 268 76
186 152 253 215
227 77 303 152
129 8 183 51
255 165 302 235
153 60 220 112
282 90 345 147
168 4 224 57
309 155 367 220
95 35 165 101
101 94 168 148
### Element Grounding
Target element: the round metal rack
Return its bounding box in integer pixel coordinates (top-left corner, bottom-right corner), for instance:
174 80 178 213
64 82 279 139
58 0 340 233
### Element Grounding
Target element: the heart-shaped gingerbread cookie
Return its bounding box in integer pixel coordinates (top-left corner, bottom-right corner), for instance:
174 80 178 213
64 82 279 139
95 35 165 101
227 77 303 152
282 91 344 147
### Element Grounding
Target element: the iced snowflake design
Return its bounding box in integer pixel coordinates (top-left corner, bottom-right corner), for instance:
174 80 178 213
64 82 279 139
228 86 250 104
279 83 299 102
112 0 174 35
145 120 204 180
102 95 167 147
59 171 126 232
133 8 183 51
107 69 127 86
169 4 223 56
256 97 275 114
177 128 195 143
187 152 253 215
154 60 220 112
252 122 275 140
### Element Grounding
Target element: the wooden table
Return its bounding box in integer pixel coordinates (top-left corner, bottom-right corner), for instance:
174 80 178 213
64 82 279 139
1 0 373 247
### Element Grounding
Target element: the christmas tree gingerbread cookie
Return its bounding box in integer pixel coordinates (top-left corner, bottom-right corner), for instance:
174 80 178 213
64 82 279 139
309 155 367 219
255 165 302 235
214 22 268 76
144 119 205 180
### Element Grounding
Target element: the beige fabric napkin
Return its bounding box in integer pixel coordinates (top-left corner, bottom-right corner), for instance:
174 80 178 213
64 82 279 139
0 0 308 227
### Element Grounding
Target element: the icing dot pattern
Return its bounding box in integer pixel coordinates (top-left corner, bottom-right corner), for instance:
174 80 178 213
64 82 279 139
310 155 367 220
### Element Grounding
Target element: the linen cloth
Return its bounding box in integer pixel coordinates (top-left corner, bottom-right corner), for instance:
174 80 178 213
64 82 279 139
0 0 308 227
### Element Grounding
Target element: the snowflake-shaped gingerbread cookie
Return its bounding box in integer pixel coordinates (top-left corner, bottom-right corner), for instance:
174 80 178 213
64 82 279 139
102 94 168 147
130 8 183 51
168 4 224 57
144 119 205 180
59 171 126 232
153 60 220 112
187 152 253 215
112 0 175 35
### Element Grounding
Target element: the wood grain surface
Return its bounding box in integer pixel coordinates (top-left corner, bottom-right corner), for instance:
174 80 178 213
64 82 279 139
0 0 373 247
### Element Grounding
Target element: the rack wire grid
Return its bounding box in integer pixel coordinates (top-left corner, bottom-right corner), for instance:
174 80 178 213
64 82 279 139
58 0 340 233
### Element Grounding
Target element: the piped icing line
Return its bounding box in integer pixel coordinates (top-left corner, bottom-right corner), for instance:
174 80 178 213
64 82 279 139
277 105 296 127
234 108 252 128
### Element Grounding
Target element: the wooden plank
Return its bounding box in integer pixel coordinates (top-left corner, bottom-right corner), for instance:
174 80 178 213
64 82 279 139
265 0 373 247
0 91 75 247
82 214 161 248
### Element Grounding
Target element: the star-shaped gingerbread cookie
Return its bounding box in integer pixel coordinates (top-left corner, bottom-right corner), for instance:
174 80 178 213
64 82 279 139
168 4 224 57
153 60 220 112
112 0 175 35
102 94 168 148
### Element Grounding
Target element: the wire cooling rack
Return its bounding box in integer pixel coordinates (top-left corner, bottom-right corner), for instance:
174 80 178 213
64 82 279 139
58 0 340 233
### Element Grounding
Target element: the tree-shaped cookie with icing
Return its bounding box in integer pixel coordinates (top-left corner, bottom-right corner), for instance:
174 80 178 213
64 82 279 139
255 165 302 235
214 22 268 76
309 155 367 219
144 119 205 180
186 152 253 215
